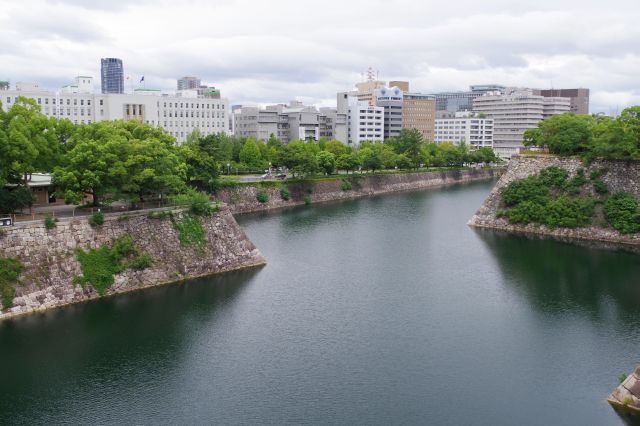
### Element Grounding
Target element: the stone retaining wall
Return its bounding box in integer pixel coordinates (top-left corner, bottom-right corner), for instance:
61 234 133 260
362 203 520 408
215 168 499 214
469 155 640 246
0 206 265 320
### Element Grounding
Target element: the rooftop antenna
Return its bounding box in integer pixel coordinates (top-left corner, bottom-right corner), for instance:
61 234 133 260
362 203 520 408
367 66 375 81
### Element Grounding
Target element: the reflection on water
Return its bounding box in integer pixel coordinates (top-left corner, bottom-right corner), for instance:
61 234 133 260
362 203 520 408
0 268 259 422
475 229 640 321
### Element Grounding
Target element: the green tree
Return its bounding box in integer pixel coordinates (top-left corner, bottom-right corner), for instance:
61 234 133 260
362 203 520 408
239 139 264 169
0 97 61 185
179 134 219 191
359 147 382 172
336 152 361 173
523 113 593 156
317 151 336 175
324 139 350 157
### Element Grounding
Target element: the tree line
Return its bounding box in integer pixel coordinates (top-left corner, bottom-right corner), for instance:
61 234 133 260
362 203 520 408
523 106 640 159
0 97 499 213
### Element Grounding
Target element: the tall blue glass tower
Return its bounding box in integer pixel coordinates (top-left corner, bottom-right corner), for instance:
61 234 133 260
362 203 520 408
101 58 124 94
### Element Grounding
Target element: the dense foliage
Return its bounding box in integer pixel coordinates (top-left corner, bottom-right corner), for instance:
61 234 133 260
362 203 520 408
0 257 23 310
73 235 150 296
604 192 640 234
523 107 640 159
499 167 596 229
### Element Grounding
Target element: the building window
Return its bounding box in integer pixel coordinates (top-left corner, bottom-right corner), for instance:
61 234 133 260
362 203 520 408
99 99 103 106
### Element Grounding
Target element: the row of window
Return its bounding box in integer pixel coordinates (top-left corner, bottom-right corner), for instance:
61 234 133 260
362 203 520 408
6 96 92 106
162 102 224 110
164 111 224 118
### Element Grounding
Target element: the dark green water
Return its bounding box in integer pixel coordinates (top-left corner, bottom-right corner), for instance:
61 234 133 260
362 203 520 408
1 180 639 425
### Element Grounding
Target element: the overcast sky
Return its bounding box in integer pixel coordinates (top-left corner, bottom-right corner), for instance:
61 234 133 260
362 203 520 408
1 0 638 113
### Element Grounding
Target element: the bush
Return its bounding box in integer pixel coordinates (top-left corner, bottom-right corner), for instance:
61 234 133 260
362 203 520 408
256 190 269 203
604 192 640 234
593 180 608 194
544 196 595 229
130 252 152 270
500 166 596 229
341 179 352 191
0 257 23 310
74 234 148 295
44 215 57 230
173 191 215 216
303 195 312 205
88 212 105 226
279 188 290 201
502 177 549 207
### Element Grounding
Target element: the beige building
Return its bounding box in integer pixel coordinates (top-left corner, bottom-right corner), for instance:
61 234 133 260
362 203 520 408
389 81 410 92
402 93 436 141
354 79 387 105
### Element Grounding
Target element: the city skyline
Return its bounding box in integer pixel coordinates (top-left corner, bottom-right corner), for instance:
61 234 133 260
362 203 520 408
1 0 638 114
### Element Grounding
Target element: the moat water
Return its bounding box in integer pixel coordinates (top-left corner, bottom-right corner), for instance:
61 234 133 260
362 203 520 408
1 180 639 425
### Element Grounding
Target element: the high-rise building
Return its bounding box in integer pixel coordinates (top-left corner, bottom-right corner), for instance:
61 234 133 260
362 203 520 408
375 86 404 139
430 84 506 112
534 88 590 115
100 58 124 94
177 76 201 90
473 88 570 159
402 93 436 141
435 112 493 149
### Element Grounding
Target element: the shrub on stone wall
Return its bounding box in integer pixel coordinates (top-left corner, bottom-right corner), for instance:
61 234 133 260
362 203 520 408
279 188 290 201
0 257 23 310
499 166 595 229
256 191 269 203
604 193 640 234
88 212 105 226
73 234 151 295
44 215 57 230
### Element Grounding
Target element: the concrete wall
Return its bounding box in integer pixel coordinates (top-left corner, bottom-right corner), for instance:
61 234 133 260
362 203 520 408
469 155 640 245
0 206 265 320
215 168 499 214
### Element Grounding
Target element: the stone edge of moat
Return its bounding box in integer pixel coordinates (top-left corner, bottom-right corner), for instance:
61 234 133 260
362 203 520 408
215 168 500 215
0 205 266 321
468 155 640 247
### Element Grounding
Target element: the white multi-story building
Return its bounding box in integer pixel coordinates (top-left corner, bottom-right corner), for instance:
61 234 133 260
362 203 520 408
0 76 229 143
434 112 493 149
345 95 384 146
472 88 570 158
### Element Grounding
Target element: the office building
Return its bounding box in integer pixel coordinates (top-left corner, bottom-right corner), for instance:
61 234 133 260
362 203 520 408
375 86 404 139
402 92 436 141
435 112 493 149
534 88 590 114
473 88 570 158
1 76 228 143
100 58 124 94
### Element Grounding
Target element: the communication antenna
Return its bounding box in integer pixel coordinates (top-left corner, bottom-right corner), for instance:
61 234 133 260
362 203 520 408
367 66 375 81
